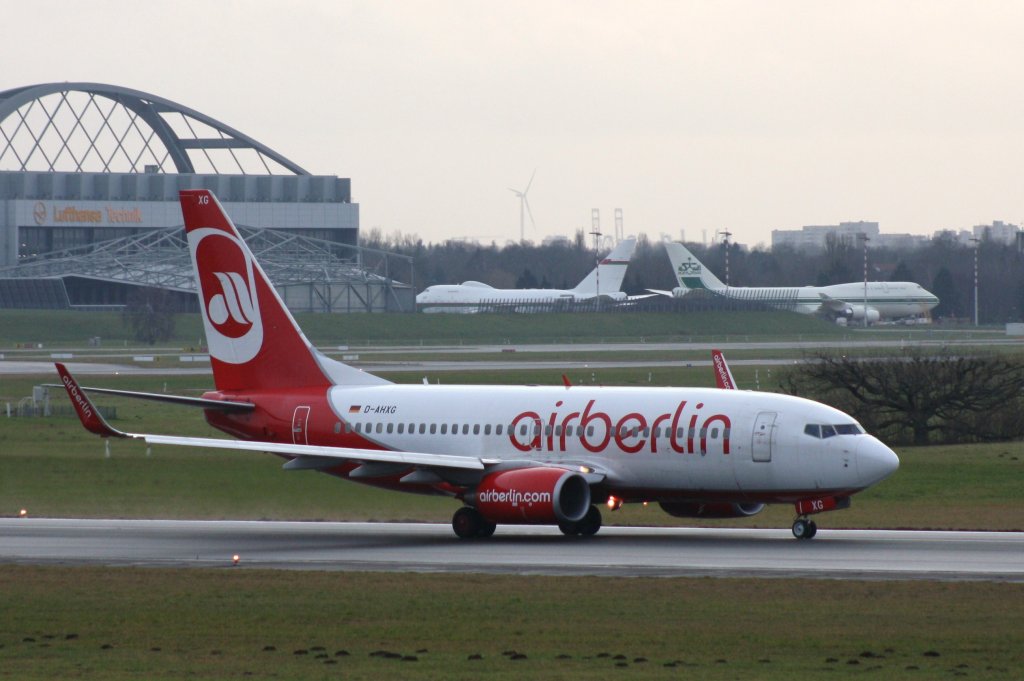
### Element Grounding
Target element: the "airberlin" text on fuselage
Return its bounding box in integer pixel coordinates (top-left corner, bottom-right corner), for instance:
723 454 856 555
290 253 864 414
508 399 731 455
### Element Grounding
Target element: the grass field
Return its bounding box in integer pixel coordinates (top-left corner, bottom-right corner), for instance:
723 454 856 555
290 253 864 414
0 566 1021 681
3 308 1005 350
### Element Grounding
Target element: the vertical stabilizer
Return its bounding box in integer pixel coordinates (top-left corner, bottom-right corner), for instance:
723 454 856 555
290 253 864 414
572 238 637 295
179 190 389 391
664 242 725 291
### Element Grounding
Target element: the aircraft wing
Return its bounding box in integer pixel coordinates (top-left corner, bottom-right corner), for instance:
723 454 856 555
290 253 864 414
711 349 737 389
645 288 675 298
46 376 255 412
817 293 848 312
55 363 607 481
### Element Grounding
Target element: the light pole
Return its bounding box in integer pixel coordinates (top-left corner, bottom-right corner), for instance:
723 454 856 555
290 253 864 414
970 237 979 326
590 230 602 308
719 230 732 288
858 233 870 328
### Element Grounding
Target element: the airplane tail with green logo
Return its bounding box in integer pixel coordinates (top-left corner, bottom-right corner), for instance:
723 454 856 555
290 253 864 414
664 242 725 292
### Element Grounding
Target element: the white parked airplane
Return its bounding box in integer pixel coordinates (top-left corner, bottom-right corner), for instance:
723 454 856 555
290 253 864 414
57 191 899 541
652 242 939 324
416 238 637 313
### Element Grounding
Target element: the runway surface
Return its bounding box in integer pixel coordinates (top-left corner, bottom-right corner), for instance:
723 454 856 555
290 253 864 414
2 519 1021 582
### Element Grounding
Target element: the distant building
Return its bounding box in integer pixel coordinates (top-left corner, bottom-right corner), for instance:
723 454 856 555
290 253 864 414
973 220 1020 245
0 83 413 312
771 221 879 252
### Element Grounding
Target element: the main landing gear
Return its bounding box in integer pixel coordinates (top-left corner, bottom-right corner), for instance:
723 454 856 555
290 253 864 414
558 506 603 537
791 517 818 540
452 507 497 539
450 505 604 539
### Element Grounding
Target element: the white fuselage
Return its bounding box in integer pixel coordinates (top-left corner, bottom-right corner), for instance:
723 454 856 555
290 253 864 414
416 283 625 313
316 384 897 501
678 281 939 319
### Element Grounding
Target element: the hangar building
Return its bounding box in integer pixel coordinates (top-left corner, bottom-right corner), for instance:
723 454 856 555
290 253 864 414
0 83 412 312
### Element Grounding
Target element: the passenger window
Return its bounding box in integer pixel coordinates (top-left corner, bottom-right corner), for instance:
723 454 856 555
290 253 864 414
676 427 684 439
344 423 352 434
519 425 527 436
397 423 404 434
496 425 503 436
441 424 448 434
333 422 341 434
463 424 470 435
376 423 383 434
429 424 436 434
710 427 719 438
587 426 594 437
804 424 820 438
482 424 488 435
820 425 837 438
419 423 426 434
386 423 394 434
354 423 362 434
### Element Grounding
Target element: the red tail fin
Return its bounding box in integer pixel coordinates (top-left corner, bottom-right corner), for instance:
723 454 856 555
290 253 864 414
179 190 388 392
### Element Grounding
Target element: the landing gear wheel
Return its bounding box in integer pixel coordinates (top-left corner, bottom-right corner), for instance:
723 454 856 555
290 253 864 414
577 506 603 537
558 506 602 537
452 507 483 539
558 521 580 536
792 518 816 540
478 521 497 538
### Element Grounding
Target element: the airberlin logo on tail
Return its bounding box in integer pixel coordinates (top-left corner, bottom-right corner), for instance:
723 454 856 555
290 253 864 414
188 228 264 364
208 271 256 329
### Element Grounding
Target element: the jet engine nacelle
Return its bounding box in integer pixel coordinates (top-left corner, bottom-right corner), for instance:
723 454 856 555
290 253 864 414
842 305 881 324
659 501 766 519
469 468 591 524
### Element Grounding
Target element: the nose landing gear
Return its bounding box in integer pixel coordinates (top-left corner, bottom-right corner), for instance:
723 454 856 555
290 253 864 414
791 517 818 540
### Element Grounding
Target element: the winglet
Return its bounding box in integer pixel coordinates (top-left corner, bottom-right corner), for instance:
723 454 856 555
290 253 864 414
561 374 572 389
711 350 737 390
54 363 128 438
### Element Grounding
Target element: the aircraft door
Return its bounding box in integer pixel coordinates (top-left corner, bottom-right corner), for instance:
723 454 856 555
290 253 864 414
292 405 311 445
751 411 776 462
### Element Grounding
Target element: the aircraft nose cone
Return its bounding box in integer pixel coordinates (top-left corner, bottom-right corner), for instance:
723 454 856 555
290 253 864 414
857 436 900 486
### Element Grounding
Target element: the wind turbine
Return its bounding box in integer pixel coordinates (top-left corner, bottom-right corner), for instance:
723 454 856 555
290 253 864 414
508 169 536 242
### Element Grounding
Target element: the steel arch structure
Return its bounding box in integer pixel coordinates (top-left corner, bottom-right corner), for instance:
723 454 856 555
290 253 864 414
0 82 309 175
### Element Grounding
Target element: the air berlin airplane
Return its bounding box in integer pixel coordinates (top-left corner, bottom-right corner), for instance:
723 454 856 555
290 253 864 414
57 190 899 540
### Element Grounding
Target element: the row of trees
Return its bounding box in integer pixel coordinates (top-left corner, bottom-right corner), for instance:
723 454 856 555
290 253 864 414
780 351 1024 446
360 228 1024 323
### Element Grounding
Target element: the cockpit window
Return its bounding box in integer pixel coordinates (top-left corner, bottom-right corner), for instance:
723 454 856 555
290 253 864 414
805 423 864 439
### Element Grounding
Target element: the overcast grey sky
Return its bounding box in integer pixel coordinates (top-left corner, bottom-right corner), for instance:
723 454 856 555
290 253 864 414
6 1 1024 246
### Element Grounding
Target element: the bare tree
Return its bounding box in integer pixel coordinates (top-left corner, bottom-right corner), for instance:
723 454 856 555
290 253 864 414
122 287 176 345
780 350 1024 445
